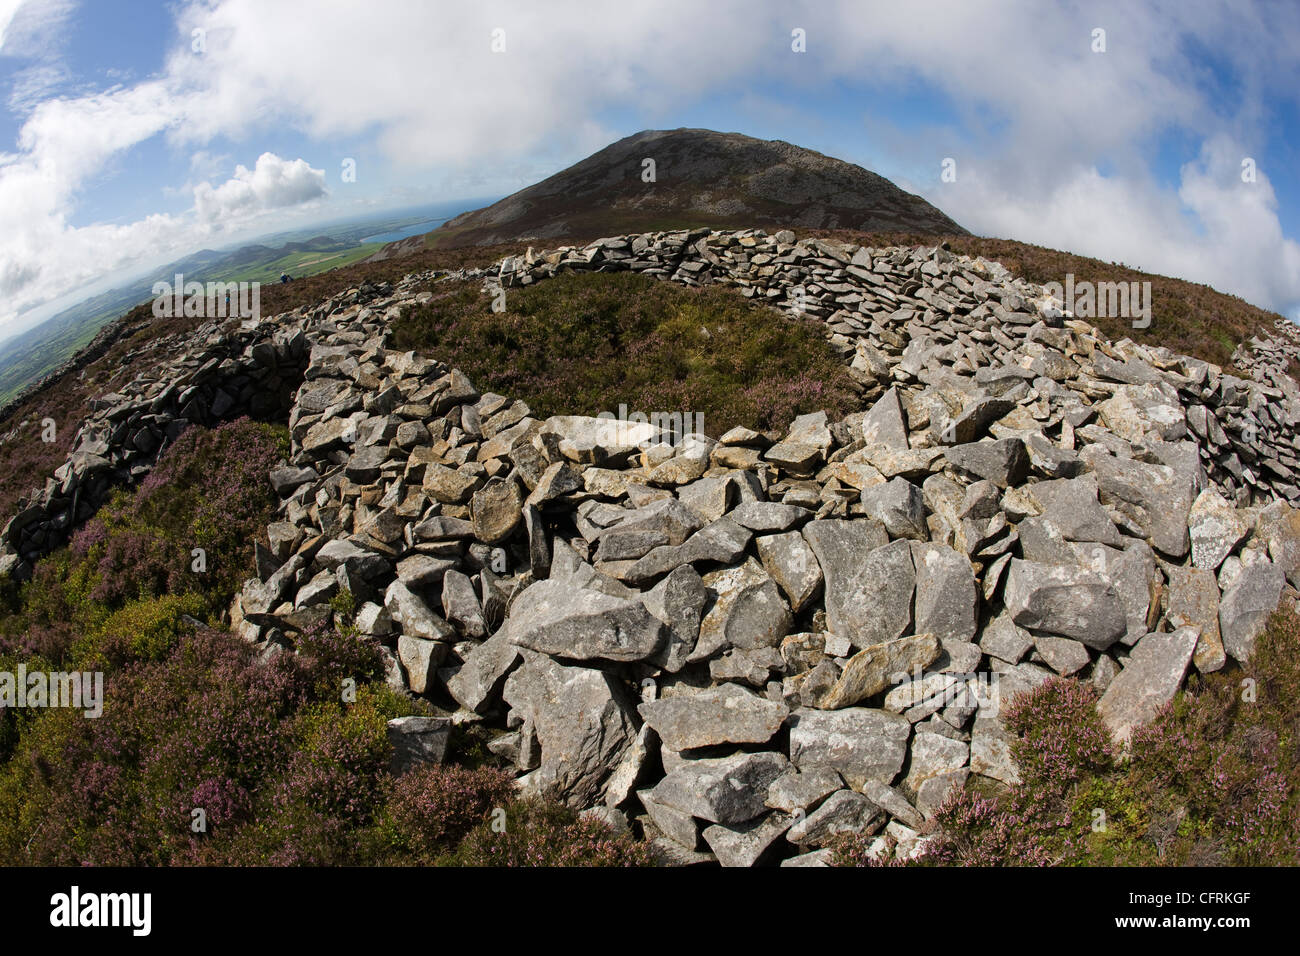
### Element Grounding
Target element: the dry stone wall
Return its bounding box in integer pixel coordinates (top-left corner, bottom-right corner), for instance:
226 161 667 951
4 229 1300 867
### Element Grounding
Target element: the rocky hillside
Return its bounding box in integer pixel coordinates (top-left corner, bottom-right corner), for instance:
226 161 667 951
4 227 1300 866
395 129 967 252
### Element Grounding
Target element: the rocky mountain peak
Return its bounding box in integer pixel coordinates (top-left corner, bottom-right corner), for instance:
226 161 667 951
416 129 967 251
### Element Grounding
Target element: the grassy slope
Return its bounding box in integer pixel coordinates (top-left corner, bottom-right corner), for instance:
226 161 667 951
388 271 860 435
198 242 385 286
0 303 125 410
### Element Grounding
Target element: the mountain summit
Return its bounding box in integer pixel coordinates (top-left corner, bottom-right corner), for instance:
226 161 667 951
423 128 968 249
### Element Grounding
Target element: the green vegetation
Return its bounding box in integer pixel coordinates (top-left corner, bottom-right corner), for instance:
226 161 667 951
833 607 1300 867
447 799 659 866
0 418 655 866
195 242 385 287
0 302 125 410
390 270 861 435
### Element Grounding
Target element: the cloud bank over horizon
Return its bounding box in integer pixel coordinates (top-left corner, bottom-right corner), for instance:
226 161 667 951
0 0 1298 337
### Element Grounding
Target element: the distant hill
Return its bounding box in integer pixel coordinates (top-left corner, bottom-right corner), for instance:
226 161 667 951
390 128 967 253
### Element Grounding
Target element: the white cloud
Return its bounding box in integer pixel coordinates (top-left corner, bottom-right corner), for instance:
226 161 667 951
6 61 71 111
0 145 325 329
793 0 1300 319
0 0 27 51
0 0 75 61
1 0 1299 336
193 152 326 222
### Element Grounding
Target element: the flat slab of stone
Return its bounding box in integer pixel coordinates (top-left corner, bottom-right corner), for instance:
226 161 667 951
756 530 824 613
912 542 978 642
1219 563 1286 663
386 580 457 642
692 560 792 660
446 625 523 713
1165 565 1225 673
727 500 813 533
1188 487 1251 572
1096 627 1198 744
787 790 880 847
1090 453 1195 558
503 653 636 808
387 716 451 774
787 707 911 790
541 415 661 465
810 633 940 710
638 684 789 751
1023 476 1123 546
804 523 913 649
859 478 928 540
508 579 665 662
702 812 793 867
1003 559 1128 650
944 438 1029 488
650 751 789 825
624 517 752 584
851 387 909 450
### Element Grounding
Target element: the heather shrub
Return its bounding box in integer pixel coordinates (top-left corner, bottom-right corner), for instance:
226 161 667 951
0 627 309 865
73 592 209 666
101 417 286 606
1124 610 1300 865
1002 679 1113 795
0 412 448 868
0 623 434 866
295 620 385 698
390 271 859 435
328 587 358 630
254 695 394 866
854 791 1052 868
88 521 179 605
374 764 516 863
449 799 660 867
7 550 103 653
0 417 286 668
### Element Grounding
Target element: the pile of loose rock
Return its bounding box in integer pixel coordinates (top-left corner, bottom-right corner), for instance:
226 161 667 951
0 284 410 579
5 228 1300 867
1234 317 1300 400
494 230 1300 509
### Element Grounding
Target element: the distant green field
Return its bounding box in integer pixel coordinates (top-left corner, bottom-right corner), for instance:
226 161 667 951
202 242 385 285
0 302 128 408
0 242 385 408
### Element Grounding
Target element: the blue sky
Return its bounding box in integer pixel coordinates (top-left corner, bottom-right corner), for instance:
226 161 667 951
1 0 1298 339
